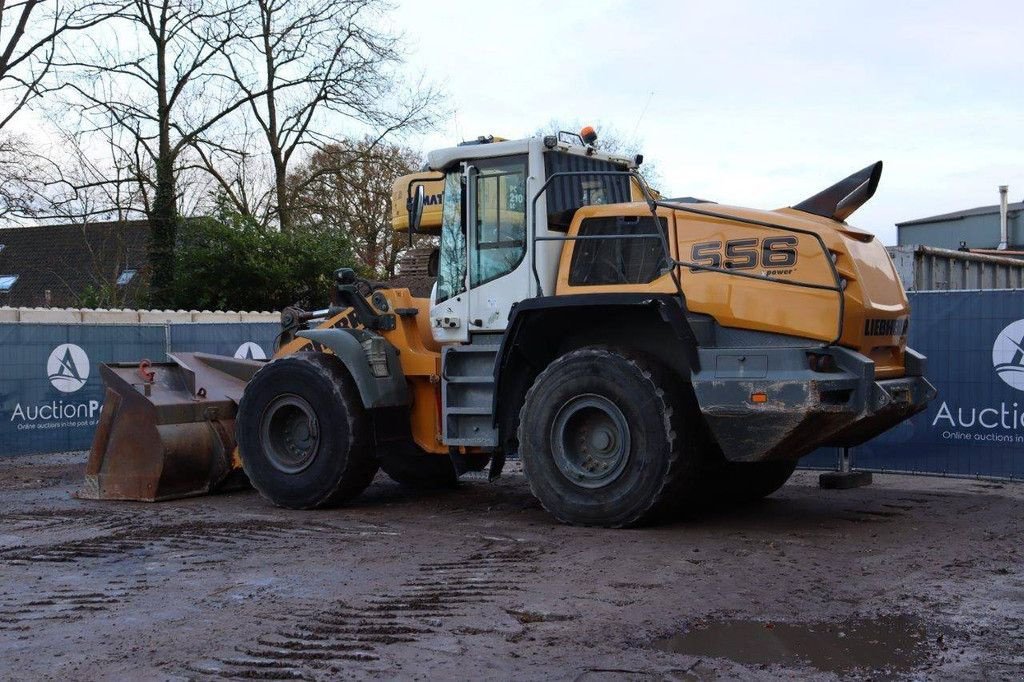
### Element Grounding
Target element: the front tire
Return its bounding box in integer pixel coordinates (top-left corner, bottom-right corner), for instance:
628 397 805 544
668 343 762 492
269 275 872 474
517 348 704 527
236 353 379 509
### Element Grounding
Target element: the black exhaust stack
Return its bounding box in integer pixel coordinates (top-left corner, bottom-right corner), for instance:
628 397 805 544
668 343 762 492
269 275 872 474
793 161 883 223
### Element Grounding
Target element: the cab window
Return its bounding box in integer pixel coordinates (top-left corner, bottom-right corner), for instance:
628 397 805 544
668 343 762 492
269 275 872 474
435 171 466 303
568 216 669 286
471 156 527 287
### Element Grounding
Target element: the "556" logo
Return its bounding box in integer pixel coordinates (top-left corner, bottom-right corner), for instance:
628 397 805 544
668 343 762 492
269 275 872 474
689 236 798 274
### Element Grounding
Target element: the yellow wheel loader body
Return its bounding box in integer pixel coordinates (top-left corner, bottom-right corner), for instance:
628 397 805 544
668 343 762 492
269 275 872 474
554 202 910 377
82 129 933 526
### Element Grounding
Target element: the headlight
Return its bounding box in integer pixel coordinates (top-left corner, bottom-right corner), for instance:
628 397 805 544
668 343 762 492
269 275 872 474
361 336 390 378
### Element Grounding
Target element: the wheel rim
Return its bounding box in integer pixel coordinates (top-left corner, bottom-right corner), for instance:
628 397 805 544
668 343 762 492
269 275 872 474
550 394 631 489
259 394 320 474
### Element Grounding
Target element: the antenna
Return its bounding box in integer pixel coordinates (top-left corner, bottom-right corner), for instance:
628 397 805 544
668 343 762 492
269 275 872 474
454 109 464 144
632 90 655 137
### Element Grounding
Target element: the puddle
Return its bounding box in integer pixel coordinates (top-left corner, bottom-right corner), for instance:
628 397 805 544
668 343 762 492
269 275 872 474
653 614 938 677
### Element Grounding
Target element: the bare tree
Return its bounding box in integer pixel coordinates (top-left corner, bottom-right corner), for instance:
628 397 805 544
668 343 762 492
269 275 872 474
215 0 435 232
185 118 274 224
291 138 419 278
0 134 45 220
36 123 149 219
61 0 255 306
0 0 111 219
0 0 109 129
17 124 150 306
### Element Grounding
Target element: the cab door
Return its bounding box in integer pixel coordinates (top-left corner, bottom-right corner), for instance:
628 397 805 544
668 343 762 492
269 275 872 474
465 154 530 332
429 170 469 343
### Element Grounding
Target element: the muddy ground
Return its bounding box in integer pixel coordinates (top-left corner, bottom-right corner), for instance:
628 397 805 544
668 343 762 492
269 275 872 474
0 453 1021 681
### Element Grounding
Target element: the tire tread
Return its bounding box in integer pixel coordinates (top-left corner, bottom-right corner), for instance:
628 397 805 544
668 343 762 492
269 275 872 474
518 347 702 527
237 352 378 509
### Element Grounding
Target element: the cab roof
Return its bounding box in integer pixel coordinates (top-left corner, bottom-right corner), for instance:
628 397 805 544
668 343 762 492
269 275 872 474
426 134 637 172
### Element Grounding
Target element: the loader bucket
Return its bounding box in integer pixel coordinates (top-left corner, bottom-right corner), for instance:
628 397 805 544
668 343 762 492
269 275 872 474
79 352 264 502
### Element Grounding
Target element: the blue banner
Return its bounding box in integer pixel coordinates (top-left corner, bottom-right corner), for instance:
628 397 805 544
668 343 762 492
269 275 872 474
849 290 1024 479
0 322 278 457
169 323 278 359
4 292 1024 481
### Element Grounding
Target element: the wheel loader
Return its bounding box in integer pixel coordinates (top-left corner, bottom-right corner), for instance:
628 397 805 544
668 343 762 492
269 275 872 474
82 128 936 527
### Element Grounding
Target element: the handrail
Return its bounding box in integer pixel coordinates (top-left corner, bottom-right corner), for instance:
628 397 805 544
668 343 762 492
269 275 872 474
529 170 673 297
529 170 847 344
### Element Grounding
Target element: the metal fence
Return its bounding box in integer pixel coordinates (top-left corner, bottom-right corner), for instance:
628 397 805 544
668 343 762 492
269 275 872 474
3 291 1024 481
0 322 278 456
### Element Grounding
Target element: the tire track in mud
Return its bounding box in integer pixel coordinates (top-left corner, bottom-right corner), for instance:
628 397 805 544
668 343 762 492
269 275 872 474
2 509 136 534
837 506 910 524
0 511 399 644
0 581 147 633
0 509 395 566
186 539 543 680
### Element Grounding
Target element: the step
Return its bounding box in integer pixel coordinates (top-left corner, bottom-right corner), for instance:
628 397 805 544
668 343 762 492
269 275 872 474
444 406 492 416
443 375 494 384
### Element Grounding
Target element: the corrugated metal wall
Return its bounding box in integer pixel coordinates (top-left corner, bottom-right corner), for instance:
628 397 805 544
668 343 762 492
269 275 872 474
888 245 1024 291
897 211 1024 250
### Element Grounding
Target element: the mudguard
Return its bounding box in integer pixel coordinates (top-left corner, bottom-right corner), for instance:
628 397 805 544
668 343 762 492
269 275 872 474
297 328 409 409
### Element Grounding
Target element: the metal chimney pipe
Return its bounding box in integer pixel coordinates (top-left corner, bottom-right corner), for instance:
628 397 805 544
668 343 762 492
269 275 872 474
998 185 1009 250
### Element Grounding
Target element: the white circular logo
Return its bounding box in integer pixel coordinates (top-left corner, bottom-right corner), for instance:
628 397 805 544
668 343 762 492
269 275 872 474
992 319 1024 391
47 343 90 393
234 342 267 360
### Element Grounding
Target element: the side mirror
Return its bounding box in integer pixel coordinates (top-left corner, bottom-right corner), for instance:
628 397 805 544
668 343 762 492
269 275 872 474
408 184 426 235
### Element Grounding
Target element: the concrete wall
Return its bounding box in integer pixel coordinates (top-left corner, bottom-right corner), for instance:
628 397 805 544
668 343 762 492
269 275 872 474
0 307 278 324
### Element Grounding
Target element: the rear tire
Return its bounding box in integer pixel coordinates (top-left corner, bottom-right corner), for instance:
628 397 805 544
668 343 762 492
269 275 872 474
518 348 704 527
236 353 379 509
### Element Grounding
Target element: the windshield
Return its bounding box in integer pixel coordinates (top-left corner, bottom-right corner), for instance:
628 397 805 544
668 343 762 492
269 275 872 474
435 171 466 303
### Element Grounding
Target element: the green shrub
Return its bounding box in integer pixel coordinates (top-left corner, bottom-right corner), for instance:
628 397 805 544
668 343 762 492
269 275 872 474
167 205 358 311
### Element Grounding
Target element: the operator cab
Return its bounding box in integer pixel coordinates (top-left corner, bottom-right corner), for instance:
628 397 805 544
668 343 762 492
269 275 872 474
413 130 642 344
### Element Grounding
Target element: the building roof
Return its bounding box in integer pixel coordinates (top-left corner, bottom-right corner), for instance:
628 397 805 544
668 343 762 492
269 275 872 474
0 220 150 308
897 200 1024 227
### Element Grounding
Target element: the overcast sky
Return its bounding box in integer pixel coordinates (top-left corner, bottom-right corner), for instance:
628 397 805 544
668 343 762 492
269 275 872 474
392 0 1022 245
